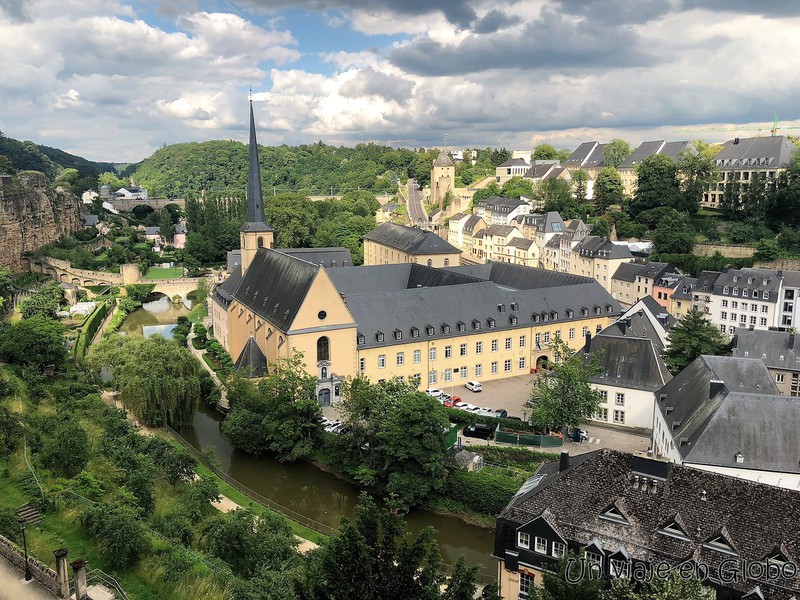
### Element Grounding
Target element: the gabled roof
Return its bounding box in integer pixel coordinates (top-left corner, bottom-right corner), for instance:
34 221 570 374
235 336 268 378
364 223 460 255
602 297 671 350
564 141 599 167
517 212 565 234
446 262 599 290
618 140 693 169
732 328 800 372
498 449 800 599
585 335 671 391
278 247 353 268
143 226 161 235
483 224 519 237
524 163 556 179
232 249 320 331
507 237 534 250
574 236 633 260
433 150 454 167
543 166 568 180
463 215 485 233
714 135 797 170
696 270 722 294
711 267 782 301
497 158 530 168
479 196 529 210
670 276 697 301
612 261 674 282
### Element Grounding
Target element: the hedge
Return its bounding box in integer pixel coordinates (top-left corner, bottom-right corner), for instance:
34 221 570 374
74 301 109 363
443 467 524 516
444 407 536 432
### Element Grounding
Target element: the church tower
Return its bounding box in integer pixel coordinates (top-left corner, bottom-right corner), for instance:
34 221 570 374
240 100 274 275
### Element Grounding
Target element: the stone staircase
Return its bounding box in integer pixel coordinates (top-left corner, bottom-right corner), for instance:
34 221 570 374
15 503 43 527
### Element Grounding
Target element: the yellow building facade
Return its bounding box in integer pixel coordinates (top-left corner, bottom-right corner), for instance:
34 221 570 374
363 222 461 267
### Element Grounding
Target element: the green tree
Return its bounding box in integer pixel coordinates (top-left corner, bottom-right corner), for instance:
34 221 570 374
663 308 730 374
19 284 64 319
533 179 579 218
40 416 90 477
0 406 22 454
719 178 742 220
442 556 479 600
528 338 604 431
0 316 67 370
0 267 13 305
88 335 203 426
472 182 501 206
98 172 127 190
652 216 694 254
532 144 560 161
572 169 589 203
594 167 625 212
490 148 512 166
602 570 711 600
529 553 604 600
501 176 534 199
603 139 632 169
159 208 175 243
82 500 148 568
677 147 717 214
0 508 21 543
634 154 681 214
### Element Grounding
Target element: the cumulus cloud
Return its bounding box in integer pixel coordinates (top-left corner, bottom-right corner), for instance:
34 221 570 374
339 68 415 103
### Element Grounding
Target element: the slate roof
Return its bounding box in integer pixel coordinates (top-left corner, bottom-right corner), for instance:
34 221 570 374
564 141 599 167
235 336 268 378
543 166 567 180
277 247 353 268
364 223 460 255
479 196 529 210
483 224 519 237
227 250 242 274
449 212 469 223
446 262 599 290
670 276 697 301
612 261 674 283
213 264 243 305
618 141 666 169
656 355 783 467
732 328 800 372
524 164 556 179
574 236 633 260
714 135 797 170
143 226 161 236
660 141 694 161
497 158 530 168
711 267 782 302
82 214 99 226
497 449 800 599
507 238 534 250
433 150 454 167
612 262 645 283
327 263 482 297
517 212 565 234
585 335 671 391
695 270 722 295
232 249 320 331
602 297 671 350
463 215 485 233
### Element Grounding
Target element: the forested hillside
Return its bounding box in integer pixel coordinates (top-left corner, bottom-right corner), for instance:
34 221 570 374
125 140 440 198
0 132 115 179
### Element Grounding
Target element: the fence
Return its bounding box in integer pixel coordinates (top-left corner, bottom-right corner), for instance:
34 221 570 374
495 426 564 448
165 426 338 536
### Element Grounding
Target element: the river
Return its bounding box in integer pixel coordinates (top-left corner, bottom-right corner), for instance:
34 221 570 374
122 298 497 577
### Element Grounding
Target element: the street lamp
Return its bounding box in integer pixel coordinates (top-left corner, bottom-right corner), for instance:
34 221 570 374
18 518 31 581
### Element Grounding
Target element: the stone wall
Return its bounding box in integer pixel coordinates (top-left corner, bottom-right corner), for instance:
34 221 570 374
755 258 800 271
0 175 82 273
693 243 756 258
0 533 60 595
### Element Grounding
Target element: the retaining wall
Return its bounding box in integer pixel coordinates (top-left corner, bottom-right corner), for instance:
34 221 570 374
0 533 60 596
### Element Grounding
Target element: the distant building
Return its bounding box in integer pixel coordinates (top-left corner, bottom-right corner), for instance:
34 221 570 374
476 196 532 225
668 276 697 318
570 236 634 294
115 186 148 200
562 141 606 180
610 262 677 306
495 158 530 185
495 448 800 600
430 151 455 209
363 222 461 267
652 354 800 491
699 267 783 336
542 220 589 272
731 328 800 397
617 140 694 197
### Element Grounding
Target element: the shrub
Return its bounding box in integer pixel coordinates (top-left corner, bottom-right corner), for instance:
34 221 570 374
443 467 524 516
82 500 148 567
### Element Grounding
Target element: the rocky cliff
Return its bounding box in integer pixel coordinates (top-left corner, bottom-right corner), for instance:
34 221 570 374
0 172 82 272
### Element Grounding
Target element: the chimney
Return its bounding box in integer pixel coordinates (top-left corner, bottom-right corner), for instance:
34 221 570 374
70 559 88 600
53 548 69 599
619 320 627 336
584 332 592 354
790 333 795 350
559 450 570 472
709 379 725 399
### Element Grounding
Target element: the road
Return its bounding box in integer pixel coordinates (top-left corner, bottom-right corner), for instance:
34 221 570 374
405 178 427 227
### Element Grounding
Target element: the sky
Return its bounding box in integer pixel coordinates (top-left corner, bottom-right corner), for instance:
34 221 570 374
1 0 800 163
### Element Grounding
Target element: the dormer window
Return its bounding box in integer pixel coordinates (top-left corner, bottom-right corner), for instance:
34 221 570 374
441 323 450 334
733 288 739 296
376 331 385 342
581 307 589 316
724 286 730 294
703 534 738 556
472 319 481 330
542 313 549 322
457 321 466 332
551 311 558 320
394 329 402 340
763 291 769 299
411 327 420 338
742 289 749 297
658 520 691 541
357 334 366 345
487 318 496 328
606 305 613 313
594 306 601 315
510 316 517 325
426 325 435 336
510 302 519 311
748 277 754 284
497 303 506 313
733 276 739 283
735 451 744 464
600 504 630 525
533 314 541 323
566 309 574 318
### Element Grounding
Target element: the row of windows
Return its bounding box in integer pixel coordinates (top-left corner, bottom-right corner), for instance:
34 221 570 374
720 312 767 327
426 359 528 383
595 407 625 424
721 286 771 299
599 390 625 406
517 532 566 558
721 299 769 313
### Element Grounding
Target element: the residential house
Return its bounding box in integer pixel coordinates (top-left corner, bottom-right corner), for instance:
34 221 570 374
731 328 800 397
652 271 683 311
617 140 694 197
461 215 487 263
562 141 606 180
114 186 148 200
376 202 401 224
668 276 697 318
173 224 187 249
363 222 461 267
702 136 797 210
582 297 672 430
505 238 538 268
513 212 565 256
542 220 589 272
570 236 634 294
495 448 800 599
448 213 471 249
477 196 532 225
610 262 677 307
495 158 531 185
652 354 800 491
703 267 782 336
481 224 525 264
690 270 722 316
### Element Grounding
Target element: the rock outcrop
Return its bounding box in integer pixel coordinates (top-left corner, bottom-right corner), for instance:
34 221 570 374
0 172 82 272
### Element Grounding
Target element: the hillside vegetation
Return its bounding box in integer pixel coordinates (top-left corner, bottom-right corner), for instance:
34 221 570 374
0 132 115 179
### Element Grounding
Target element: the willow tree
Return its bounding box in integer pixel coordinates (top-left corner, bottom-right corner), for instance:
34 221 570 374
89 334 202 426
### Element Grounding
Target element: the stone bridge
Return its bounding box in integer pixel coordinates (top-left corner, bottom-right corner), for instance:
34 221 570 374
105 197 186 212
22 256 211 301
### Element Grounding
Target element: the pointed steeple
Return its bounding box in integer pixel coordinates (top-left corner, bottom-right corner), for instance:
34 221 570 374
241 100 273 233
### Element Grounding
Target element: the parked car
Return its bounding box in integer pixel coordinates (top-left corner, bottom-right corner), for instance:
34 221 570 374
450 395 462 404
441 398 456 408
462 423 494 440
493 409 508 419
569 428 589 442
465 381 482 392
425 388 443 398
455 402 477 411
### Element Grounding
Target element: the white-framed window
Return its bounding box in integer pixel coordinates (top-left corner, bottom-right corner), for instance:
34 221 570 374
491 361 498 374
517 532 530 549
505 337 512 350
613 410 625 424
582 326 589 337
476 341 483 354
600 390 608 402
740 314 747 324
552 541 567 558
722 299 728 308
720 325 727 333
519 571 534 600
504 359 512 372
413 349 421 364
721 311 728 320
444 369 452 382
596 407 608 421
751 303 757 312
615 392 625 406
519 335 526 348
445 345 452 358
534 537 547 554
763 291 769 299
535 333 541 347
544 331 551 343
731 301 738 309
460 343 467 357
491 339 498 352
359 357 365 373
750 316 756 325
777 373 785 383
378 355 386 368
731 313 737 321
519 357 526 370
430 348 437 361
396 352 404 366
762 305 769 313
429 370 437 384
475 364 483 377
569 328 575 340
760 317 768 326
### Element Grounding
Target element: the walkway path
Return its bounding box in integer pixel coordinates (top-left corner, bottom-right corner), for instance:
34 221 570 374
89 301 118 346
0 557 57 600
406 178 427 227
186 333 228 410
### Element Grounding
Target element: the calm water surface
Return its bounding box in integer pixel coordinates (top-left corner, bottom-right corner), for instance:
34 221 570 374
120 294 192 339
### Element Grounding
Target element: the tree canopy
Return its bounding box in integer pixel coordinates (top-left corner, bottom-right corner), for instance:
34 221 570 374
634 154 681 214
594 167 625 212
663 308 730 374
603 139 632 169
0 315 67 370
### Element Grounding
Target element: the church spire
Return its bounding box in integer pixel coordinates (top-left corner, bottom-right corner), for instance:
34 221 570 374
246 99 265 224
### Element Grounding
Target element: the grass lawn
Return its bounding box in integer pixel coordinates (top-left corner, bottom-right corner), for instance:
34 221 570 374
141 266 184 280
187 300 208 324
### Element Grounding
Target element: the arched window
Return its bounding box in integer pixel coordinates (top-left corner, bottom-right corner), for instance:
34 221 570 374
258 236 264 248
444 258 450 267
427 259 433 267
317 336 330 362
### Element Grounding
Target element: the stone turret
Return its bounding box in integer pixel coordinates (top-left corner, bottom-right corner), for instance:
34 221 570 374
431 150 455 209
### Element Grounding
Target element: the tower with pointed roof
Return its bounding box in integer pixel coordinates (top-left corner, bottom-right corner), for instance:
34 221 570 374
431 150 455 210
239 100 274 276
